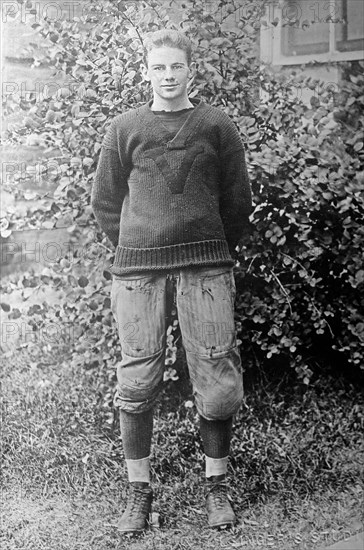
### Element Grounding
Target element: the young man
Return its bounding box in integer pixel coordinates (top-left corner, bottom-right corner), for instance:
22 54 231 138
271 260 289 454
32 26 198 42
92 29 252 533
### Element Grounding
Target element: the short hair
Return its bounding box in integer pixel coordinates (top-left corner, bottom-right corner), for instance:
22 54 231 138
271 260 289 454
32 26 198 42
143 29 192 66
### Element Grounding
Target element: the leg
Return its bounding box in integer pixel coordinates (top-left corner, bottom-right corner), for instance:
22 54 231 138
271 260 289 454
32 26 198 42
177 266 243 421
119 409 153 482
199 415 235 528
177 266 243 527
111 272 167 533
200 415 233 464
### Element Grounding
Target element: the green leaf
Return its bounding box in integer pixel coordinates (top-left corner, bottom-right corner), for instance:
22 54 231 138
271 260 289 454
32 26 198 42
9 308 21 320
78 276 89 288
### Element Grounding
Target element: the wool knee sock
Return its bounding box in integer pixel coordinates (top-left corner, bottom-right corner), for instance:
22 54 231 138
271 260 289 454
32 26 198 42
205 456 229 478
120 409 153 484
125 457 151 484
199 415 233 478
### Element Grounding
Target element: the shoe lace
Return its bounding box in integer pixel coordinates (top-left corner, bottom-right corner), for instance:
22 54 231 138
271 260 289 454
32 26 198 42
126 486 151 518
208 482 228 509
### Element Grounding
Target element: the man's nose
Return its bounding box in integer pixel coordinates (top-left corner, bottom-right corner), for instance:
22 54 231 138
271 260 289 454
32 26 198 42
164 68 175 80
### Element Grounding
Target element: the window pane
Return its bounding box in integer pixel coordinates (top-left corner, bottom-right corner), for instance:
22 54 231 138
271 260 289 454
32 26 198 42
336 0 364 52
281 0 329 56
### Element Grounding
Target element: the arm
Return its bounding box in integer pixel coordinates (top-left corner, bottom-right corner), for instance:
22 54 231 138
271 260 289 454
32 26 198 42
219 122 253 254
91 121 129 247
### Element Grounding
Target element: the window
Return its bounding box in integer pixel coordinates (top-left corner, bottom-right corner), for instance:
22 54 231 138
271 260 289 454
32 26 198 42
262 0 364 65
336 0 364 52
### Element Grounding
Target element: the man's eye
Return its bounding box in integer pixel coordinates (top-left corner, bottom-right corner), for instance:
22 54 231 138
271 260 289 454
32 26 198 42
154 67 163 71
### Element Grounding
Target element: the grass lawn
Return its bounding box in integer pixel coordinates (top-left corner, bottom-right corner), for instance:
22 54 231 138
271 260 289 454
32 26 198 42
2 345 363 550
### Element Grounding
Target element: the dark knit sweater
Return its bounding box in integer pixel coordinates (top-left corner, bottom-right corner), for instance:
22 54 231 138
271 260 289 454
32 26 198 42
153 107 194 134
91 98 252 274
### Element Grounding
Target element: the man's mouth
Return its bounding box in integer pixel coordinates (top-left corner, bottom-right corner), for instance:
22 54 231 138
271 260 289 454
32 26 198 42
162 84 178 88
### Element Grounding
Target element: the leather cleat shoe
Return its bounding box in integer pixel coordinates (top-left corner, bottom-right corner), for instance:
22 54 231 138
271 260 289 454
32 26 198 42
205 475 236 528
118 482 153 534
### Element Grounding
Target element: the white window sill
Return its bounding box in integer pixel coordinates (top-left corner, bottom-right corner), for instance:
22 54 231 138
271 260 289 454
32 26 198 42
271 49 364 65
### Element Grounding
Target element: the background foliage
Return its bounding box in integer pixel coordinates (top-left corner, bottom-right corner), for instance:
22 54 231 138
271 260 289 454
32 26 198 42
2 0 363 396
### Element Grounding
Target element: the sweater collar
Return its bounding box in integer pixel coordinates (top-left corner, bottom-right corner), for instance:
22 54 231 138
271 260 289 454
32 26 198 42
139 98 207 149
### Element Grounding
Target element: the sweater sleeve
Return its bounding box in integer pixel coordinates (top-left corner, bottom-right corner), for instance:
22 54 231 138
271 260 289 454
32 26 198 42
219 119 252 254
91 121 129 247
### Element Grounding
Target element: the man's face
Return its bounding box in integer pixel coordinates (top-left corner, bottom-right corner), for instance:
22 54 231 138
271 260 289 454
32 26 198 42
143 46 193 103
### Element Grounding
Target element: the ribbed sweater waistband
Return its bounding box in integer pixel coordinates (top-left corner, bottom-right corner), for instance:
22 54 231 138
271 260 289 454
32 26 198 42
111 240 233 274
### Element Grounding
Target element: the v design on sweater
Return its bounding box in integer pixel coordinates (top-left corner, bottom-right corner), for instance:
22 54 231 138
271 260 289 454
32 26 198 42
144 144 204 195
91 98 252 274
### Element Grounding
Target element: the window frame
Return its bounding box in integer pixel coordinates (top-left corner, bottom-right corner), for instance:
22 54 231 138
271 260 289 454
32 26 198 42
261 0 364 65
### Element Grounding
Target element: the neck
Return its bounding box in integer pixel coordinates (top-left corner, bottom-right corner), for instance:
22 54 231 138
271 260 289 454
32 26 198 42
151 94 194 112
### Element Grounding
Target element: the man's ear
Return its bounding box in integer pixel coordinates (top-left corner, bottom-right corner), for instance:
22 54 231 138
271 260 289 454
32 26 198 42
141 64 150 81
188 62 196 79
187 62 196 88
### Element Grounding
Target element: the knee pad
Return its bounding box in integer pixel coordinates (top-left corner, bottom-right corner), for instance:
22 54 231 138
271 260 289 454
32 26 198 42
114 349 165 413
187 346 244 421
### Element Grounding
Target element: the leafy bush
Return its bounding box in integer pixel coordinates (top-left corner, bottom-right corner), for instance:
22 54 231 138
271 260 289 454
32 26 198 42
236 64 364 380
2 0 363 390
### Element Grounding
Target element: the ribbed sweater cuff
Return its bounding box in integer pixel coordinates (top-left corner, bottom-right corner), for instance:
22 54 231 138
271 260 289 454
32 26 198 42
111 240 233 273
